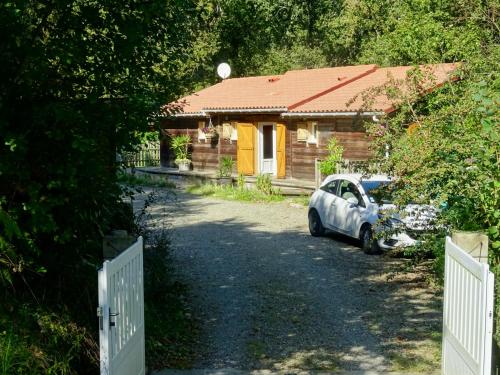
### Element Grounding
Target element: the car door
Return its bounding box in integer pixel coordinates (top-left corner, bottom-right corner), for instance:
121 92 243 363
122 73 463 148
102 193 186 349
333 179 366 236
316 179 339 229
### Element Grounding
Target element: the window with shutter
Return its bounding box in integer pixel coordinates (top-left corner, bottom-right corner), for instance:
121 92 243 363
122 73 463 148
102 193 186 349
222 122 232 139
307 121 318 144
297 122 308 142
230 122 238 141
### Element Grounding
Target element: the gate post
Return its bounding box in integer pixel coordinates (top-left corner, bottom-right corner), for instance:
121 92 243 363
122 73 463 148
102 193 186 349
98 262 111 375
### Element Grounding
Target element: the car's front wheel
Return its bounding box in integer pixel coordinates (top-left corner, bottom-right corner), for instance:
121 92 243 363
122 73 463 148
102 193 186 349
308 209 325 236
360 225 381 254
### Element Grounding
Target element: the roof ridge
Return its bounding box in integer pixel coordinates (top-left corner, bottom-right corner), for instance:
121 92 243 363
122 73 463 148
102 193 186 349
224 73 285 81
284 64 377 74
288 65 379 111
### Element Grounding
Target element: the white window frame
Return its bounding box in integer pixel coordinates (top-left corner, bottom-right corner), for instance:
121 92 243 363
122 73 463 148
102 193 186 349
230 121 238 141
197 121 206 142
258 122 277 176
307 121 318 145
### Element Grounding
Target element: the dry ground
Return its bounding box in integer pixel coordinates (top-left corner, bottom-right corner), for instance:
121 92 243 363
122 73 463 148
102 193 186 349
145 189 442 373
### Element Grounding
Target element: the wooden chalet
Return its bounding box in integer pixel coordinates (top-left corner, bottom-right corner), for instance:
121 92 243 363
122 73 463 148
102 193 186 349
160 63 456 180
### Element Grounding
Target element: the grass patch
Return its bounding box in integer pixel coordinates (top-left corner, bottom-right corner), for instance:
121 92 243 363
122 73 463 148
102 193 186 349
0 302 99 375
389 332 441 373
288 195 310 207
118 171 176 188
187 183 285 203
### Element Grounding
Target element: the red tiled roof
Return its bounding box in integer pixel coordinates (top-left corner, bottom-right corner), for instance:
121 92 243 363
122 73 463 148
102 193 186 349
291 63 457 113
168 63 457 115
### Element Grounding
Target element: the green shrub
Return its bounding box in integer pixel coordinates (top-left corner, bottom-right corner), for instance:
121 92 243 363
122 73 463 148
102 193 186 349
319 137 344 176
237 173 246 190
0 303 98 375
255 174 281 196
170 135 191 162
217 156 235 178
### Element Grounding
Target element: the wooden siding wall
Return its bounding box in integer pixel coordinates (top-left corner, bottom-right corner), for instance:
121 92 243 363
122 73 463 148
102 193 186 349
287 117 371 180
161 116 371 179
320 118 371 160
160 118 237 171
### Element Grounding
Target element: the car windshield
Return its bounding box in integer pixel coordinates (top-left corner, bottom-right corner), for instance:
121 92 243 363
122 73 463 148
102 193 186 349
361 180 392 204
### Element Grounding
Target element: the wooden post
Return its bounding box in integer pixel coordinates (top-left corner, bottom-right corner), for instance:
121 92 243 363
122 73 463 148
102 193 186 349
315 158 322 189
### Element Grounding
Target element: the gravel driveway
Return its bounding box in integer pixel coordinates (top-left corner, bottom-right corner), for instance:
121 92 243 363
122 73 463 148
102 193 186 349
151 190 442 373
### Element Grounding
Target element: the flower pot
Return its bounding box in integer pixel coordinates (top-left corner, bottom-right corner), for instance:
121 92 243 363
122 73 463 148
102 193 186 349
176 160 191 172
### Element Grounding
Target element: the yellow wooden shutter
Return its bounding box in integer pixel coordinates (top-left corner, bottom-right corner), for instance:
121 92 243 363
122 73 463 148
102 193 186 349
237 123 255 175
277 123 286 178
297 122 308 141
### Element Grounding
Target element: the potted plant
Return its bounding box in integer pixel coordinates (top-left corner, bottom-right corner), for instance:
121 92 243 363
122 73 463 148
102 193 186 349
202 126 218 140
217 156 235 185
170 134 191 171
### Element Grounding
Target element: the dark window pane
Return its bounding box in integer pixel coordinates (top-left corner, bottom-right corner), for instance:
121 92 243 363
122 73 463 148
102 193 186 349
263 125 273 159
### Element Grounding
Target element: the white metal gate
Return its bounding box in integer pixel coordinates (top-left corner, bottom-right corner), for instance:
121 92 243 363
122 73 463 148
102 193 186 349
442 236 494 375
98 236 145 375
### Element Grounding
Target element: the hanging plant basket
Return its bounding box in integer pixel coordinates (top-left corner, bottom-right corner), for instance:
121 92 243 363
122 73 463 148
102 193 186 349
205 131 216 139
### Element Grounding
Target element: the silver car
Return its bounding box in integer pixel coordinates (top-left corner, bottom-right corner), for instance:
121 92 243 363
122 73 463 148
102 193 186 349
308 174 436 254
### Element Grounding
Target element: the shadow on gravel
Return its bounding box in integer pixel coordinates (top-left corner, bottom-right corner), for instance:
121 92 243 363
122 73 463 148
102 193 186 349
164 196 442 373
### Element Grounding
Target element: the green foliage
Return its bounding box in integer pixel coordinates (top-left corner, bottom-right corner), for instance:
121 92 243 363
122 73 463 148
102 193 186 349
256 174 281 196
319 138 344 176
137 131 160 144
0 302 98 375
170 135 191 162
359 45 499 335
250 44 328 75
1 0 498 367
217 156 235 178
0 0 204 371
237 173 246 190
188 183 285 203
194 0 498 76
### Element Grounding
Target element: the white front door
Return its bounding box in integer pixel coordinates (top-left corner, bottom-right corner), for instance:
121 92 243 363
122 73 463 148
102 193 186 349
259 123 276 175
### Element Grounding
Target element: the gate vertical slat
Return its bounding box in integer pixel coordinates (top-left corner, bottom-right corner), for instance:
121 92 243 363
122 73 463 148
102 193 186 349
484 273 494 374
442 237 494 375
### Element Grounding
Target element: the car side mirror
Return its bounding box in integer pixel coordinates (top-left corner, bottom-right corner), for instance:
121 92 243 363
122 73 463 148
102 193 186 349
346 197 358 206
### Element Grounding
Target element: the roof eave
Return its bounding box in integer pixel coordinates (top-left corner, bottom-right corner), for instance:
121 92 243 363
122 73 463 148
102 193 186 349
203 107 288 114
169 112 209 118
281 111 385 118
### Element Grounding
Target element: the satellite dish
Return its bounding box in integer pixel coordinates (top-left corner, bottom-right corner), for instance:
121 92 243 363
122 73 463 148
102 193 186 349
217 63 231 79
